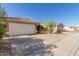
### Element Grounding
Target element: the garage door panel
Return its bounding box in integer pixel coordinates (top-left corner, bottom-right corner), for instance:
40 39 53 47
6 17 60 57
8 23 36 35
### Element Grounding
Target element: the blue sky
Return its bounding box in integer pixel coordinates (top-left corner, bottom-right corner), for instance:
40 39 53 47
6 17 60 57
2 3 79 26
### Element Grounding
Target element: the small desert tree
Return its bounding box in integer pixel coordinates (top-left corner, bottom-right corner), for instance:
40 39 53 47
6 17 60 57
37 24 45 33
45 20 56 34
0 4 8 39
37 24 41 33
57 23 64 33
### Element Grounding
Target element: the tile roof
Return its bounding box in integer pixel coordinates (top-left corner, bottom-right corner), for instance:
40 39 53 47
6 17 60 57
7 17 39 25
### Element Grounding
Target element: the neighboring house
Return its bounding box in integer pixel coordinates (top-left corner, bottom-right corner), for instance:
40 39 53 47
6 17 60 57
6 17 38 36
64 26 74 32
40 23 57 33
64 26 79 32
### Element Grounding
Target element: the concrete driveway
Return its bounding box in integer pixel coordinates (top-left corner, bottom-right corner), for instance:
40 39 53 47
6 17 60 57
3 32 79 56
31 32 79 56
54 32 79 56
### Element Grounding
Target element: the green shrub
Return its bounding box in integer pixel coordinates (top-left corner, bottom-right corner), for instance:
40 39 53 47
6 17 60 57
0 4 8 39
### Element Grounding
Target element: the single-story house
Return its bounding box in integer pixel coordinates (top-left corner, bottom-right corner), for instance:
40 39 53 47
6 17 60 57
6 17 38 36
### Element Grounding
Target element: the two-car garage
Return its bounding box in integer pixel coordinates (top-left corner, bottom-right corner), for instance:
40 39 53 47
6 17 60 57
6 17 38 36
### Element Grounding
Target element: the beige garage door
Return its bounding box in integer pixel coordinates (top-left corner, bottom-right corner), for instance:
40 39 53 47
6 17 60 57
8 23 36 36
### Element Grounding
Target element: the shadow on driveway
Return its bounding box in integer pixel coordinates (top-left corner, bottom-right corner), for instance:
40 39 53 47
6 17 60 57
0 37 57 56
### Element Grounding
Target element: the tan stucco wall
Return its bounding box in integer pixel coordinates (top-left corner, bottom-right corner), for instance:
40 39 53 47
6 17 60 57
64 26 74 31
